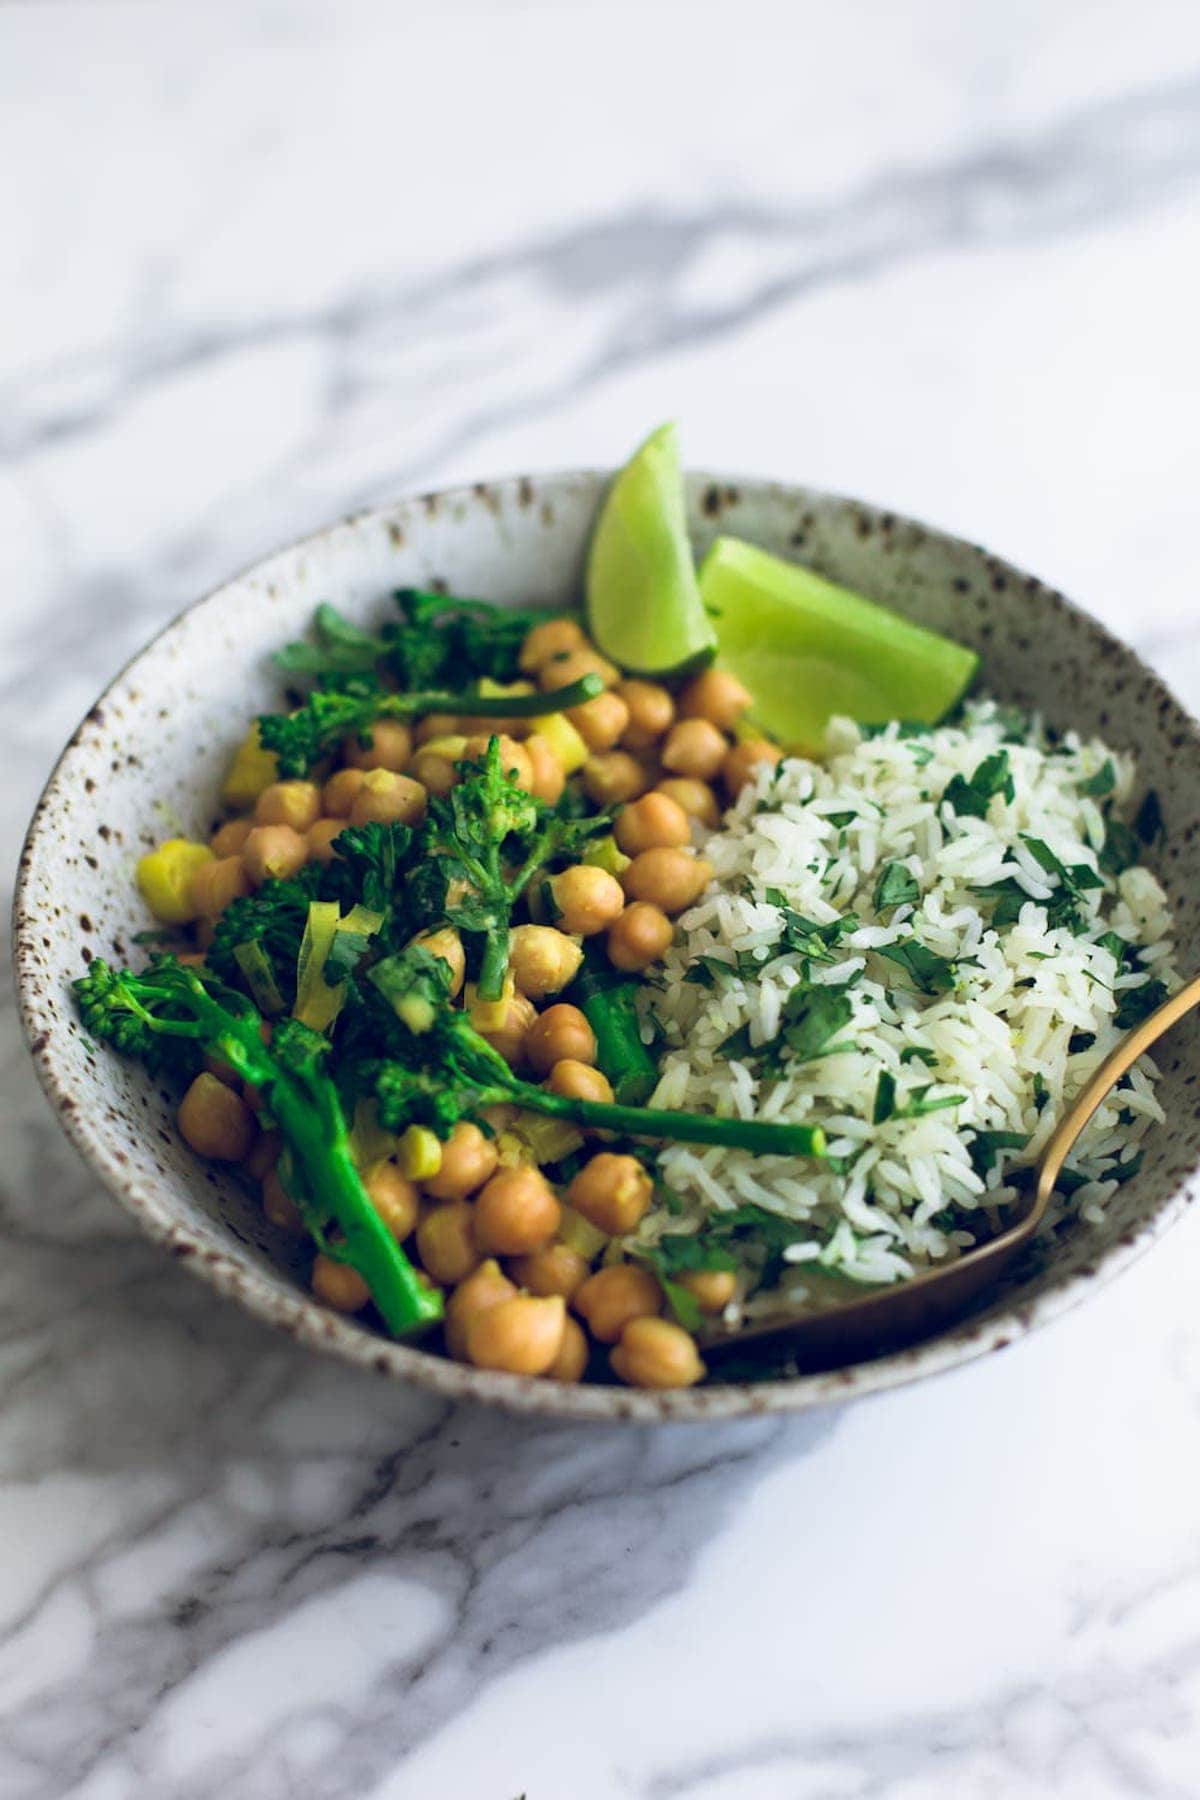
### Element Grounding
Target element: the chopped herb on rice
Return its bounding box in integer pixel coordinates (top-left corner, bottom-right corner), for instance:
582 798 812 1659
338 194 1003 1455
638 700 1177 1312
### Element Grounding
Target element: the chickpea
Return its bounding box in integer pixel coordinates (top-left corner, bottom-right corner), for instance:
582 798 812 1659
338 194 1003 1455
210 817 252 858
350 769 427 827
245 1128 282 1180
509 925 583 1001
611 1316 705 1388
614 792 691 857
617 679 675 750
549 865 625 937
262 1167 304 1233
678 1268 738 1314
344 719 413 772
546 1314 589 1382
524 733 566 806
307 818 345 864
415 1201 480 1286
607 901 674 972
583 751 651 809
444 1258 518 1361
476 991 536 1067
465 1294 567 1375
462 734 534 791
474 1166 561 1257
422 1120 499 1201
574 1263 661 1343
312 1253 371 1314
622 847 713 914
545 1060 614 1106
525 1003 596 1076
413 712 460 746
566 1152 653 1237
508 1242 591 1301
254 780 321 833
655 777 720 829
411 926 466 999
519 616 585 673
661 717 728 782
722 738 783 796
177 1072 256 1161
407 747 458 797
366 1161 419 1241
190 855 251 918
242 824 308 887
538 646 620 692
566 691 629 753
322 766 368 818
679 667 753 733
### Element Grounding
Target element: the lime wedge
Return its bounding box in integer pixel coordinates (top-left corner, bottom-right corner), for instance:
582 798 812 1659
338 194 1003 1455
586 423 717 678
700 536 978 752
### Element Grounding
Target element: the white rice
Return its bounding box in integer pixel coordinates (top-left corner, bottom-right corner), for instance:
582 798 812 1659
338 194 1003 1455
637 701 1177 1312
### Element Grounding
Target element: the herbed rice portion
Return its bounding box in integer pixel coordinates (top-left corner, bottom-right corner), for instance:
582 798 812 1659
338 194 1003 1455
638 701 1177 1302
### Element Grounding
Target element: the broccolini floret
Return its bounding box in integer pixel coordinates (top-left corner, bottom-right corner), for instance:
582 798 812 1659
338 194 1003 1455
74 957 442 1337
258 670 604 778
357 948 827 1159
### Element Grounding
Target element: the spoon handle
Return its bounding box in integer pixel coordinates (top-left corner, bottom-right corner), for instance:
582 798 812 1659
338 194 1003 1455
1034 971 1200 1220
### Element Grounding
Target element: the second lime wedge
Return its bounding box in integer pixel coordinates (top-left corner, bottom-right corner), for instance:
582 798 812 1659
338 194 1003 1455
586 423 717 678
700 536 979 752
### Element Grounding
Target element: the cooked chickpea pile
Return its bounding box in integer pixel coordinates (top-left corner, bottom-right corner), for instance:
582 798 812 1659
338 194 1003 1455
146 612 780 1390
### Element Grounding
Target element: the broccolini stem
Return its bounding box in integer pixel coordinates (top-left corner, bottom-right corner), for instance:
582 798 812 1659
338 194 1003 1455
476 921 511 1003
105 970 442 1338
382 673 602 722
272 1064 443 1337
508 1083 827 1158
565 948 658 1105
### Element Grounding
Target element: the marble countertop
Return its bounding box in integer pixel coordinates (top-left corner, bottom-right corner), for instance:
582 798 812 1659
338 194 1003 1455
5 3 1200 1794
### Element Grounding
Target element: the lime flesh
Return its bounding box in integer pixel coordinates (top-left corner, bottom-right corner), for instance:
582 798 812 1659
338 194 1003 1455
701 536 979 752
586 423 717 678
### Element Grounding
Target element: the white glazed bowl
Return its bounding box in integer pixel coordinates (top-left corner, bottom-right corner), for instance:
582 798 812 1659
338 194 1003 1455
15 472 1200 1422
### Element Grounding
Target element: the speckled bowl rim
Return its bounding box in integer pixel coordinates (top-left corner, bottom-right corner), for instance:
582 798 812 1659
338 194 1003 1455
14 473 1200 1424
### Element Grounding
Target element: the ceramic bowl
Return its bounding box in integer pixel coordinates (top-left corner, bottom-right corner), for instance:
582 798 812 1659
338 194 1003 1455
14 472 1200 1421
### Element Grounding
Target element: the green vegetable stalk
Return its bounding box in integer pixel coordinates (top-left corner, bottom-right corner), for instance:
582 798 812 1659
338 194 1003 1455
74 958 442 1337
565 944 658 1104
366 950 827 1160
258 674 604 779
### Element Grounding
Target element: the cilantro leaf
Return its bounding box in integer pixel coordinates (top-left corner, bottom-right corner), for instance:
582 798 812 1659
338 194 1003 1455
1078 757 1116 797
876 938 957 995
943 750 1015 820
969 1130 1027 1178
971 876 1028 928
1100 820 1139 877
874 1071 964 1122
780 985 856 1062
1095 931 1128 967
873 862 920 913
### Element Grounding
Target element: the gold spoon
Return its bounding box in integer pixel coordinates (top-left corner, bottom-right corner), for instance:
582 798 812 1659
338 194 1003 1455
700 974 1200 1368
